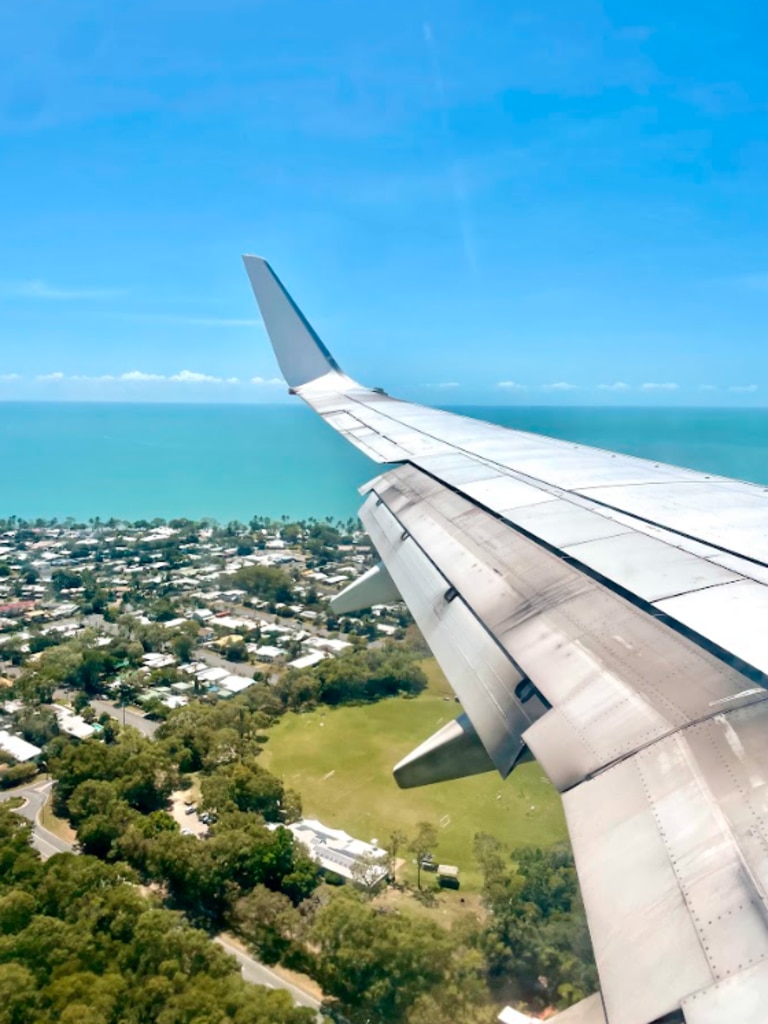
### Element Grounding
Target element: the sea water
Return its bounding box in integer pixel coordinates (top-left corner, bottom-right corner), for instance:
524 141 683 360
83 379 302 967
1 402 767 524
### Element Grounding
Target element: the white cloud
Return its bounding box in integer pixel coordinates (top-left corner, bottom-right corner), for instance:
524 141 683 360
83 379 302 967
729 384 758 393
0 373 21 381
641 382 678 391
434 381 459 388
27 369 274 387
3 280 124 301
121 370 166 382
497 380 527 390
699 384 717 391
597 381 630 391
542 381 578 391
169 369 223 384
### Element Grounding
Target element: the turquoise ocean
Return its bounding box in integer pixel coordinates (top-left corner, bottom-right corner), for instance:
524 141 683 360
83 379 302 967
2 402 768 524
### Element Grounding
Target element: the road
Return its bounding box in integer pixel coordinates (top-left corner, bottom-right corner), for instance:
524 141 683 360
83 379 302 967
0 778 74 859
89 698 160 738
215 936 321 1012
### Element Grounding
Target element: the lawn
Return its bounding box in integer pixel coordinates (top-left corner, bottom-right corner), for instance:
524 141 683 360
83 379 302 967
259 660 567 893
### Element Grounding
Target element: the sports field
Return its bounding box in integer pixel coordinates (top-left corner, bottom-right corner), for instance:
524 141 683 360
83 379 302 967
259 660 566 892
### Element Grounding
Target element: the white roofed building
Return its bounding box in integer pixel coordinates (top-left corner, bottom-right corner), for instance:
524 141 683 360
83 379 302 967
288 651 328 670
53 707 95 740
0 730 42 762
218 675 253 694
281 817 388 887
497 1008 537 1024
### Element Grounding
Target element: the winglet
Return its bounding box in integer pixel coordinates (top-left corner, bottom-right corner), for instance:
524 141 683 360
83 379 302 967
242 255 343 388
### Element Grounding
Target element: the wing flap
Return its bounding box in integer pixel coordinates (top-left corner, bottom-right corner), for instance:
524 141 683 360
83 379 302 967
359 485 539 778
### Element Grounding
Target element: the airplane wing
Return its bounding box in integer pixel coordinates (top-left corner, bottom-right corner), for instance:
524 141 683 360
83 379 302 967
244 255 768 1024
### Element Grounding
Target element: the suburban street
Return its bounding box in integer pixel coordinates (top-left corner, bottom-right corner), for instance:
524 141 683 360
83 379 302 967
89 698 160 738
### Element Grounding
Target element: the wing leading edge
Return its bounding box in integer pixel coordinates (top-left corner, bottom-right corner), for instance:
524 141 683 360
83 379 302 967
244 255 768 1024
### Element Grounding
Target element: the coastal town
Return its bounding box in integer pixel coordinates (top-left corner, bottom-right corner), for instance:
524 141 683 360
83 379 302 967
0 513 409 731
0 513 425 882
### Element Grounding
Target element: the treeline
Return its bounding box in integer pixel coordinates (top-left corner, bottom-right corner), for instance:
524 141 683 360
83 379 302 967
0 514 358 532
272 645 427 710
0 804 314 1024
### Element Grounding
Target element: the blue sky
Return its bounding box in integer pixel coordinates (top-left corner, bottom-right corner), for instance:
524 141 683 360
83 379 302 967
1 0 767 405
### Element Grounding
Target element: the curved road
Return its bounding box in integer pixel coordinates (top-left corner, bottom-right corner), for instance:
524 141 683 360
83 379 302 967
0 779 74 859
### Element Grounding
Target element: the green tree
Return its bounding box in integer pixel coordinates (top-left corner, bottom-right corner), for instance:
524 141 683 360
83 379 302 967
475 836 597 1009
0 962 39 1024
200 760 287 821
312 890 448 1023
232 884 302 964
385 829 408 884
231 565 294 603
409 823 438 890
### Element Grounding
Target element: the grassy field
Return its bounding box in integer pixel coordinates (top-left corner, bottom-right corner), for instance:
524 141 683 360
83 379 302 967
260 660 566 892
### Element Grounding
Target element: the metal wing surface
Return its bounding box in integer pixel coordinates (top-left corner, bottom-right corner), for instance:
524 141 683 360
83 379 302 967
244 255 768 1024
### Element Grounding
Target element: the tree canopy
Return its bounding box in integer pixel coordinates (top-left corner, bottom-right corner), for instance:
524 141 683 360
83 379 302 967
0 804 314 1024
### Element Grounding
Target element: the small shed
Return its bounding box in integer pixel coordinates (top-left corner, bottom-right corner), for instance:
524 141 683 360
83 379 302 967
437 864 460 889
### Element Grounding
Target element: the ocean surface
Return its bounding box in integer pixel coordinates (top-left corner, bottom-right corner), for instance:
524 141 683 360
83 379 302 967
2 402 768 524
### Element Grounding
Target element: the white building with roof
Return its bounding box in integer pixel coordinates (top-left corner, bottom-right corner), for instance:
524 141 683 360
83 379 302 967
195 666 231 685
53 707 95 740
0 730 42 762
281 818 388 886
218 674 254 694
251 644 284 662
288 650 328 670
497 1008 537 1024
305 636 352 655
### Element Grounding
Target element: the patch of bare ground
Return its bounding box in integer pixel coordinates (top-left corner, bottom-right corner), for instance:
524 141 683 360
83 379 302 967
372 884 488 930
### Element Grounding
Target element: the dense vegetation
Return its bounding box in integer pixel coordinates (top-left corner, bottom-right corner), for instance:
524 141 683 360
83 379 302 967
0 804 313 1024
30 688 595 1020
47 713 317 929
